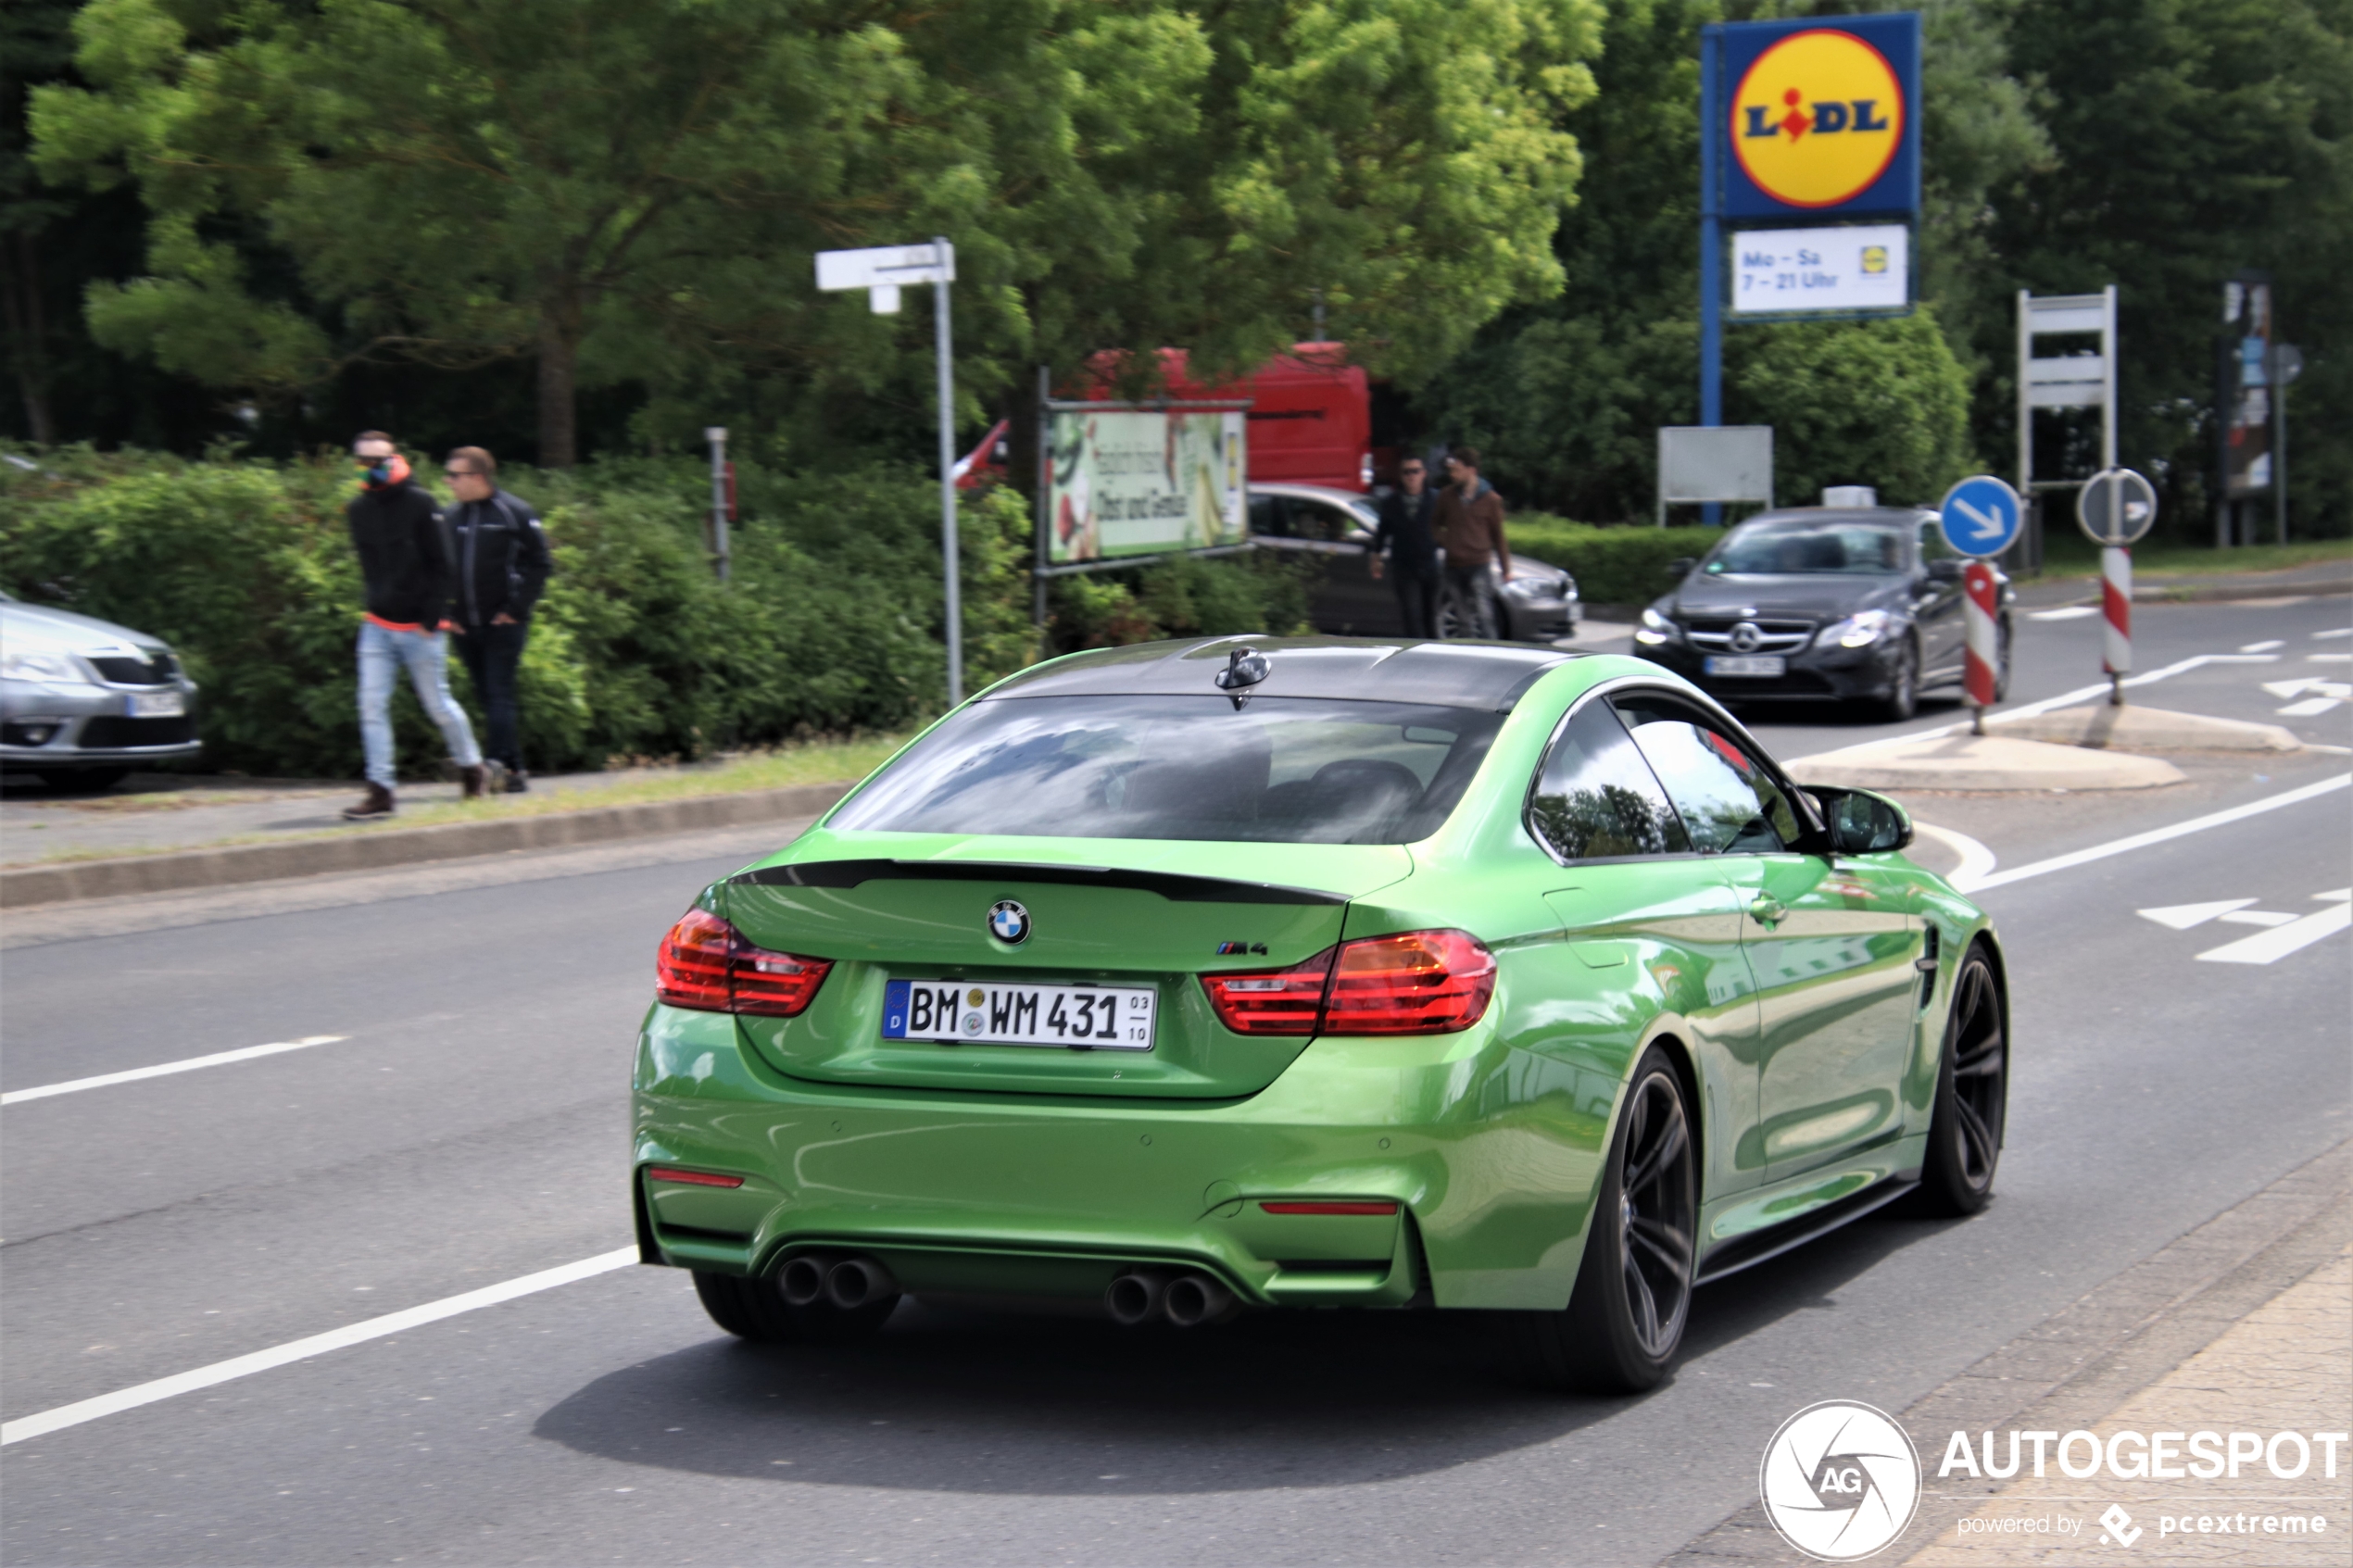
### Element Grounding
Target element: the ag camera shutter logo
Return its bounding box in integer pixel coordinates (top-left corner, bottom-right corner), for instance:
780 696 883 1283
1760 1400 1922 1561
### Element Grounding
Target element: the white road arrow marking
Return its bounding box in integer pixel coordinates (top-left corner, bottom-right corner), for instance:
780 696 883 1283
2315 628 2351 640
2216 909 2297 926
2029 606 2100 621
2240 640 2285 652
2279 697 2345 717
2137 899 2256 930
2314 653 2353 663
1950 496 2008 543
2318 888 2351 902
2197 900 2352 965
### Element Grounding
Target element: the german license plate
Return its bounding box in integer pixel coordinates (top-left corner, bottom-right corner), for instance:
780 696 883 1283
883 980 1156 1050
1704 655 1785 677
126 690 186 717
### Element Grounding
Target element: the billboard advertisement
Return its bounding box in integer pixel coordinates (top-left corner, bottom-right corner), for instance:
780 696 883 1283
1717 13 1920 220
1044 409 1247 565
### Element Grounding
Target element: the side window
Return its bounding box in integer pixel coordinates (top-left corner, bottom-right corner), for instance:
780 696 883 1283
1527 700 1692 861
1613 696 1801 854
1248 493 1287 538
1297 500 1350 542
1919 519 1958 565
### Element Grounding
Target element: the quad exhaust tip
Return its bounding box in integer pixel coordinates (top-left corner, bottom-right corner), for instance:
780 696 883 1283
1104 1267 1238 1327
777 1250 899 1311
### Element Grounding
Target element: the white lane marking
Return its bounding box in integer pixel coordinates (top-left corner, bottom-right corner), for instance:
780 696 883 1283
2316 628 2351 640
1960 774 2351 893
2320 888 2352 902
2312 653 2352 663
2196 900 2353 965
2029 606 2099 621
2 1036 350 1106
2278 697 2345 717
2216 909 2297 926
0 1247 638 1446
2138 899 2256 930
1911 822 1996 889
2240 640 2285 652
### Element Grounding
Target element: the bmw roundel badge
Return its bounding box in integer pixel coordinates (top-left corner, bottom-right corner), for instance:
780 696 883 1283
987 899 1031 945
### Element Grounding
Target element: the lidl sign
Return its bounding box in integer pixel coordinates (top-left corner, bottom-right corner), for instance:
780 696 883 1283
1717 13 1919 220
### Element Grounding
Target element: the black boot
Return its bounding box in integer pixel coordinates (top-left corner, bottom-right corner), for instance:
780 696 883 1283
342 783 396 821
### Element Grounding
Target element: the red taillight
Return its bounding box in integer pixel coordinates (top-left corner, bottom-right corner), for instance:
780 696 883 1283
646 1166 745 1188
655 908 831 1019
1199 928 1494 1038
1200 947 1336 1035
1325 929 1496 1035
1259 1200 1399 1215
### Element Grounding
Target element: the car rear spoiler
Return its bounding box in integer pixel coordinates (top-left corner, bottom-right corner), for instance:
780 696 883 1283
731 859 1348 906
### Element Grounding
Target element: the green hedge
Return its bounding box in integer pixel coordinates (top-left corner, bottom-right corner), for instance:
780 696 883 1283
0 447 1035 779
1506 516 1721 608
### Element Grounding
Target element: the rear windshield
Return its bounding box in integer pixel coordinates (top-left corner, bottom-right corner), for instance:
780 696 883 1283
829 696 1504 844
1705 519 1908 575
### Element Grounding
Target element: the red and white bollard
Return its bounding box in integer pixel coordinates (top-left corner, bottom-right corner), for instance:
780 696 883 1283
1963 561 2001 734
2101 546 2132 704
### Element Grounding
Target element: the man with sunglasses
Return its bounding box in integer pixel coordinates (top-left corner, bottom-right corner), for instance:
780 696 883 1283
443 446 550 792
1371 455 1441 638
342 431 485 819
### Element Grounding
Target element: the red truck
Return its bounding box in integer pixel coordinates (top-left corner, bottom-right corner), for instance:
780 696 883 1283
956 342 1377 493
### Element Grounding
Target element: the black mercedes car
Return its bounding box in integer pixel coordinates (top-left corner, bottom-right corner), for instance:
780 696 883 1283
1631 506 2013 720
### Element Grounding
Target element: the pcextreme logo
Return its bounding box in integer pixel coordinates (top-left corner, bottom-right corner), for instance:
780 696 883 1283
1730 29 1906 209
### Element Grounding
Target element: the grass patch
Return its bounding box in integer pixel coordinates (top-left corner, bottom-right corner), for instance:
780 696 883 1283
2028 535 2352 581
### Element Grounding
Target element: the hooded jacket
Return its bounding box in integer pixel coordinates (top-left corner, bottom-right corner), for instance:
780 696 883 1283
346 474 456 630
446 488 553 628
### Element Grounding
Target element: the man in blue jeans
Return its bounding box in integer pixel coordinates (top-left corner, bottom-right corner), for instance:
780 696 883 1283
341 432 485 820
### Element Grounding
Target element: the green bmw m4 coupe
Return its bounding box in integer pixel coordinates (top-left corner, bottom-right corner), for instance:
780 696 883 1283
632 637 2007 1391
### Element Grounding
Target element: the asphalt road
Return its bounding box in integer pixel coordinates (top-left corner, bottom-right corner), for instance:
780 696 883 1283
3 596 2347 1566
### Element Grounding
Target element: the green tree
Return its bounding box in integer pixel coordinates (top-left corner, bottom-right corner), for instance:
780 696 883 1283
32 0 1600 468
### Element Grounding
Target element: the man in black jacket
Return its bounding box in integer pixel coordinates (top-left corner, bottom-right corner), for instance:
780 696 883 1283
343 431 485 820
443 446 551 792
1371 456 1441 638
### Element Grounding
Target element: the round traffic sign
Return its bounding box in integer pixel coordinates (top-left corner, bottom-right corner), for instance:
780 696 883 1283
2077 468 2157 546
1935 474 2023 558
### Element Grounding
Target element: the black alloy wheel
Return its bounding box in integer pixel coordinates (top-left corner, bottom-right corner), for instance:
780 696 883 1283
1919 947 2006 1215
1874 635 1919 722
1514 1045 1697 1393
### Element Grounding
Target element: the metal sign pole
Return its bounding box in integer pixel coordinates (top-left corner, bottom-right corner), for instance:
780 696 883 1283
932 237 963 708
1696 26 1723 528
704 426 731 583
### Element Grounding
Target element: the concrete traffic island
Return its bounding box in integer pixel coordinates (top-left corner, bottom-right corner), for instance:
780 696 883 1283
1786 703 2317 792
1993 703 2301 752
1785 731 2188 792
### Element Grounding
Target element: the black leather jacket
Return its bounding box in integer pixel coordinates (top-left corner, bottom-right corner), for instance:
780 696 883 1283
446 489 553 628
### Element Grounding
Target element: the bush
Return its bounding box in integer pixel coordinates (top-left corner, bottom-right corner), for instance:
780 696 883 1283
1507 516 1721 608
0 447 1033 778
1042 550 1314 653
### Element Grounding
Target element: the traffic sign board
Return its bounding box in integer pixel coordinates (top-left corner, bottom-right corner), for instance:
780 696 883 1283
2077 467 2157 546
1936 474 2023 558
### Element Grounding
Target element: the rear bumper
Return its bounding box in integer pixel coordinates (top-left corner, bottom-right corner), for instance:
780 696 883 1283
632 1002 1606 1312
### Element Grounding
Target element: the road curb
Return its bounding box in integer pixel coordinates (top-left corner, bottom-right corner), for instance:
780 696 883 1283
0 782 853 909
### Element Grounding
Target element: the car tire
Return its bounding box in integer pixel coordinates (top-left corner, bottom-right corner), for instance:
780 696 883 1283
1513 1044 1696 1394
1873 636 1919 722
691 1269 900 1344
1918 945 2006 1217
39 767 129 793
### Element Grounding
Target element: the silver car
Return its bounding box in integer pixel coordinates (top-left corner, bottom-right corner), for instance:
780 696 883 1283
1246 482 1579 642
1 592 201 790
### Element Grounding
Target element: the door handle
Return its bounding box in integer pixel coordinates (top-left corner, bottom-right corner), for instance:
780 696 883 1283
1748 895 1787 926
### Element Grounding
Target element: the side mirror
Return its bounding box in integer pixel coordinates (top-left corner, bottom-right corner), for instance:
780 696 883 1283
1925 558 1966 583
1665 557 1697 581
1806 786 1913 855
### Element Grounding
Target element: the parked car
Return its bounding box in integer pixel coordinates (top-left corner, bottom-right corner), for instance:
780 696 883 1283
634 637 2007 1392
1248 482 1579 643
0 592 201 790
1631 506 2015 721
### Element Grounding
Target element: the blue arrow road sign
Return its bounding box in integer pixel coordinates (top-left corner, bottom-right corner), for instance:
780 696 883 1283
1937 474 2023 558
